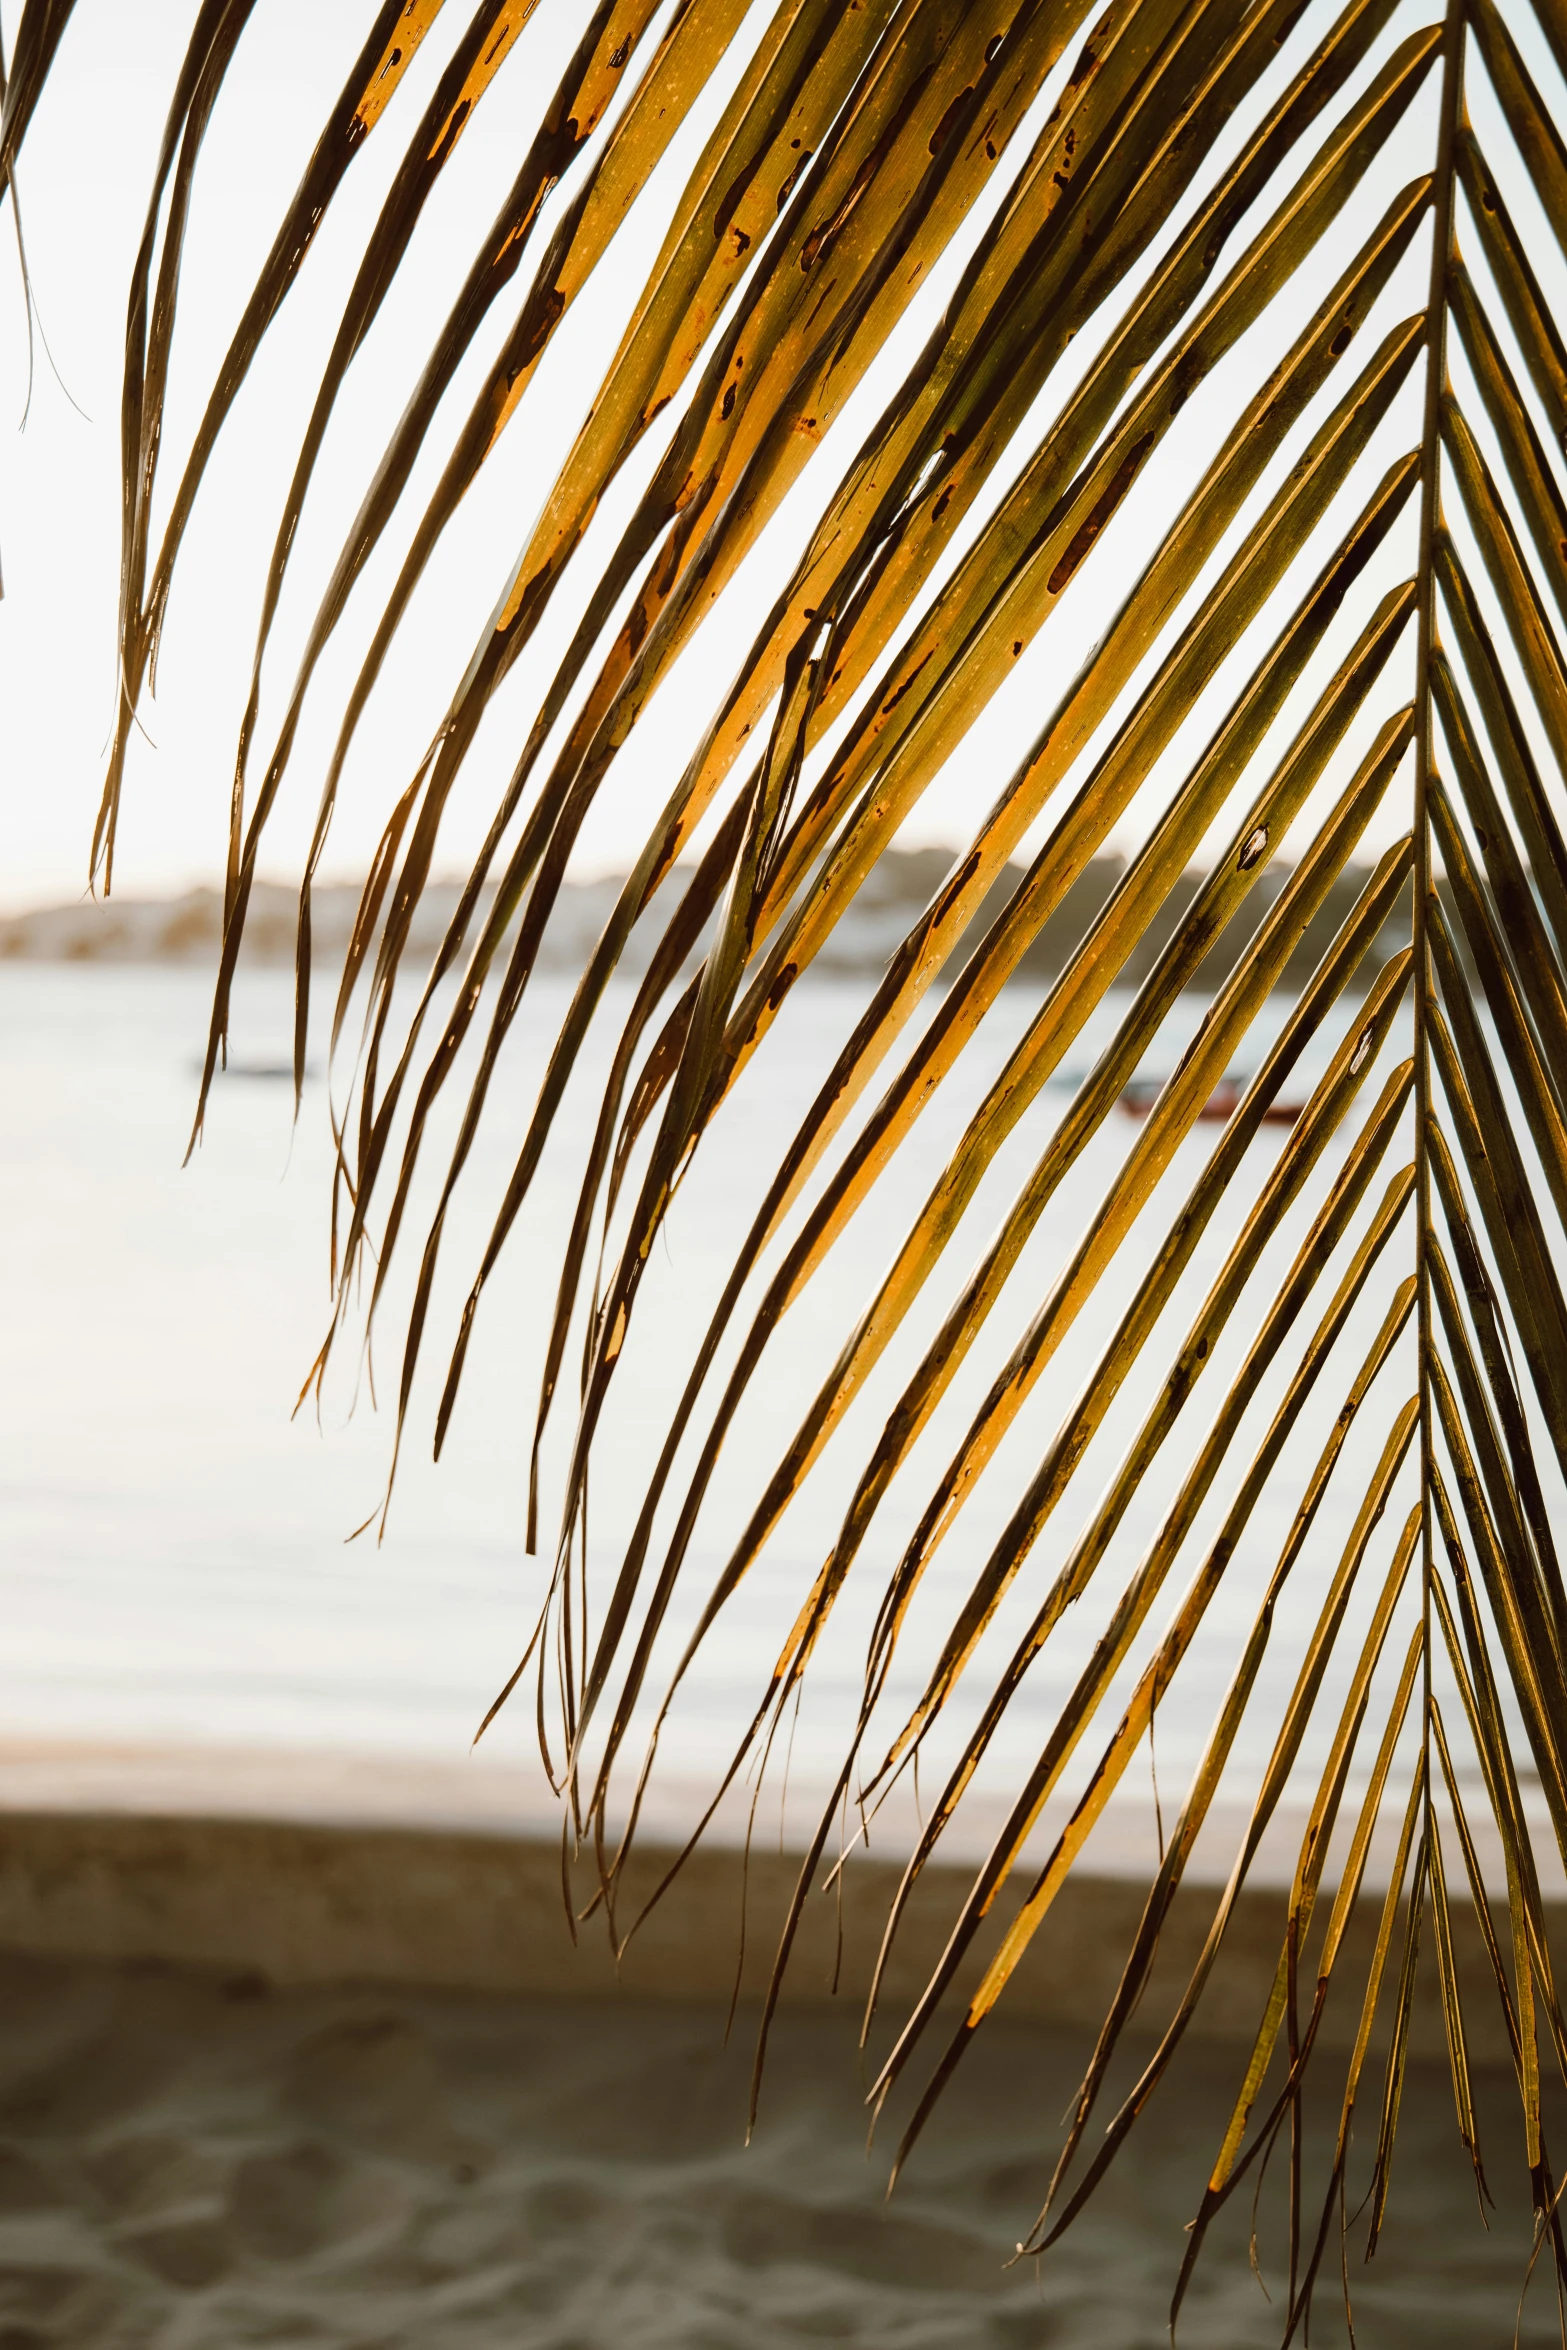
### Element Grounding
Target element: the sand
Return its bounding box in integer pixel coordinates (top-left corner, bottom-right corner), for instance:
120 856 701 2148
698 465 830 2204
0 1945 1558 2350
0 1754 1557 2345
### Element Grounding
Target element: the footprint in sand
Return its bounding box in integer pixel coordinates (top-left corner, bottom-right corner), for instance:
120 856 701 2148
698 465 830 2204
281 2014 457 2165
718 2186 995 2295
230 2137 409 2264
0 2148 57 2215
84 2131 234 2292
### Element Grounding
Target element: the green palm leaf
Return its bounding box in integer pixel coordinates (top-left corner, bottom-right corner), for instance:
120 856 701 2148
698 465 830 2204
14 0 1567 2322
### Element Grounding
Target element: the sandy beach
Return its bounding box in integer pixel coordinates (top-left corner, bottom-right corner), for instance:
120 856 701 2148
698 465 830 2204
0 1942 1555 2350
0 1751 1560 2350
0 1748 1559 2331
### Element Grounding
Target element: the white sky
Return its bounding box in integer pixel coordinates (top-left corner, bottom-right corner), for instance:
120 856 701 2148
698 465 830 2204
0 0 1562 916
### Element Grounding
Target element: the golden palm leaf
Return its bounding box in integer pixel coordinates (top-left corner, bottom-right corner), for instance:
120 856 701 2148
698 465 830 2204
15 0 1567 2324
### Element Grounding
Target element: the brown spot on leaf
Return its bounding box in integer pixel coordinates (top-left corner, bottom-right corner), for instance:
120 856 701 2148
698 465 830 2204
513 287 563 372
777 152 812 211
1068 36 1099 90
880 649 935 715
929 87 973 157
1046 434 1155 595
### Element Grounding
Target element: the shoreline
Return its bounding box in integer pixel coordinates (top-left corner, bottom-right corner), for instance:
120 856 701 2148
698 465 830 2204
0 1737 1544 2069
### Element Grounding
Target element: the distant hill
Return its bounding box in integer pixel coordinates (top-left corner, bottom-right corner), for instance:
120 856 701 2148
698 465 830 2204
0 849 1409 992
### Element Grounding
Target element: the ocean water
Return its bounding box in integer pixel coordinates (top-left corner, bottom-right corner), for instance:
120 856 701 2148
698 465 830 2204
2 959 1431 1861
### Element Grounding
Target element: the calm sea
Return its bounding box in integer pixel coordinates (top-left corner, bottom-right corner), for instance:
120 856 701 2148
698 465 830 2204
2 960 1423 1855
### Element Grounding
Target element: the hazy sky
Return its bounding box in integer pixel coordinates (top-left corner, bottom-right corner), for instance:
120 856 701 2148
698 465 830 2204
0 0 1561 916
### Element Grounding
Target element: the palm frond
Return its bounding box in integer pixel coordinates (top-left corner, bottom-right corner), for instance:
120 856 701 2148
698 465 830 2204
0 0 77 187
17 0 1567 2320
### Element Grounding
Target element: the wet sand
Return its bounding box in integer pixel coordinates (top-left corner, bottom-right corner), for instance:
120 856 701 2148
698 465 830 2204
0 1945 1556 2350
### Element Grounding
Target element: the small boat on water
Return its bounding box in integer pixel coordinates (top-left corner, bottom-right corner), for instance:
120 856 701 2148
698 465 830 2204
189 1058 318 1083
1118 1076 1302 1125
